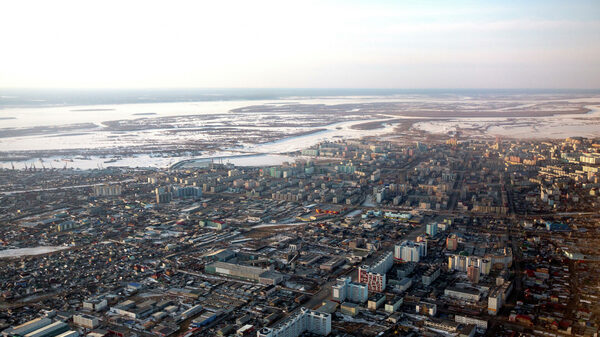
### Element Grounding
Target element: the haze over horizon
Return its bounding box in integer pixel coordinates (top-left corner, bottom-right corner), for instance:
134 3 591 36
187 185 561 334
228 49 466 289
1 0 600 90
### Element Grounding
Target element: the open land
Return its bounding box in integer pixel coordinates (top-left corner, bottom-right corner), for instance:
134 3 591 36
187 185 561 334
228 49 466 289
1 93 600 170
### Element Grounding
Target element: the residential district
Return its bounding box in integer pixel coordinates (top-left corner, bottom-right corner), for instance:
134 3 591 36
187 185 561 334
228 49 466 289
1 136 599 337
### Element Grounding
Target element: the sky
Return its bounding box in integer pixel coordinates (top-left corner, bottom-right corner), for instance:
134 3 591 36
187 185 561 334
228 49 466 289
1 0 599 89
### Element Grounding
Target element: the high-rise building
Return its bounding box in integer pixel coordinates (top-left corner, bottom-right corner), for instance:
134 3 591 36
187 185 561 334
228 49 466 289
332 277 368 303
358 267 386 293
457 256 468 272
467 265 480 284
155 187 172 204
398 244 419 262
449 253 510 273
394 241 427 262
448 255 455 270
93 184 122 196
426 223 438 236
256 308 331 337
481 259 492 275
487 281 513 316
357 252 393 293
369 252 393 274
446 235 458 251
173 186 202 199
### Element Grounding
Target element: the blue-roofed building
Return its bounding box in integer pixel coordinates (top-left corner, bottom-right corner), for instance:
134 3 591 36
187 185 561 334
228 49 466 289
546 222 570 231
127 282 143 290
190 311 219 327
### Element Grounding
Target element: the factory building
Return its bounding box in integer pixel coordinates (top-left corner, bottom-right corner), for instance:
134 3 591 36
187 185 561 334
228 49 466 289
24 322 69 337
54 332 79 337
2 318 52 337
205 261 283 285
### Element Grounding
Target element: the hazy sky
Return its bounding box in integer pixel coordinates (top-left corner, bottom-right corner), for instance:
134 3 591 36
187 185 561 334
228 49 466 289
1 0 599 89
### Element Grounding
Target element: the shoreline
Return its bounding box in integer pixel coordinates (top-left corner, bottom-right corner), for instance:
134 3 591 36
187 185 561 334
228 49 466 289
1 98 600 170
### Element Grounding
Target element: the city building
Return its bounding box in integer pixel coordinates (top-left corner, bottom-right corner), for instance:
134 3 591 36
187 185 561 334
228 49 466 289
488 281 513 315
454 315 488 330
367 294 385 310
332 277 368 303
394 240 427 262
444 286 481 302
173 186 202 199
394 277 412 293
422 266 440 286
358 268 386 293
426 223 438 236
467 265 480 284
82 298 107 312
358 252 393 292
73 314 99 329
446 235 458 251
340 302 359 316
416 301 437 316
92 184 122 197
384 297 403 313
449 252 512 273
155 187 172 204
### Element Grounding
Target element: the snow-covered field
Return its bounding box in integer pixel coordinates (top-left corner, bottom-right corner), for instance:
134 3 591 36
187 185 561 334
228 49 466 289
0 246 69 258
414 104 600 139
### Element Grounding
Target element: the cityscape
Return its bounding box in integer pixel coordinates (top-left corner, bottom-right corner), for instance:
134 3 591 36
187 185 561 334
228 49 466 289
1 135 599 336
2 1 600 337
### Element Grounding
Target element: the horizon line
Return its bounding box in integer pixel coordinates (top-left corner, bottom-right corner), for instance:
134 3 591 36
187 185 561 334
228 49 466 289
2 87 600 91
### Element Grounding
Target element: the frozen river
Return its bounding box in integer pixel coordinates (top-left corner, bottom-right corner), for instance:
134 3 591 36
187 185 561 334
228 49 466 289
2 92 600 170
